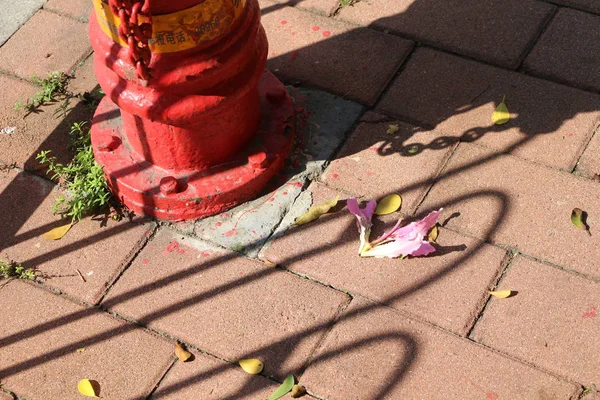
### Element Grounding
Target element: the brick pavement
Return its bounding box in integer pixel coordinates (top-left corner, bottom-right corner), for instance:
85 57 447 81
0 0 599 399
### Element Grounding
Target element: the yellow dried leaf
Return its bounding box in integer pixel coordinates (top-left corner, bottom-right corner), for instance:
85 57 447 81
77 379 99 397
239 358 264 375
571 208 591 235
295 195 339 225
428 225 439 242
42 223 72 240
489 290 512 298
174 343 192 362
291 384 307 398
262 258 277 267
491 96 510 125
386 124 399 134
374 194 402 215
76 348 86 353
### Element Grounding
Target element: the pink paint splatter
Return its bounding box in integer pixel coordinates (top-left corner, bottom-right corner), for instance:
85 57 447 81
224 229 238 237
366 171 374 177
269 198 275 202
280 20 287 25
312 26 320 31
289 51 299 61
583 306 597 319
270 52 277 57
286 181 303 188
200 251 211 257
142 259 149 264
568 132 574 137
486 393 499 400
165 241 181 254
215 221 222 227
332 173 340 179
322 30 331 37
283 191 288 195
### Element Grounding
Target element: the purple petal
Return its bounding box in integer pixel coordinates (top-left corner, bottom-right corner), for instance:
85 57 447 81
363 200 377 221
347 197 361 217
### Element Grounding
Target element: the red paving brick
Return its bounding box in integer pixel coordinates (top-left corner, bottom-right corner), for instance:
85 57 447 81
321 112 455 213
376 48 600 171
101 228 350 379
0 169 154 305
575 127 600 179
44 0 94 21
335 0 554 69
259 0 413 105
69 53 100 95
265 182 508 335
471 256 600 384
150 351 294 399
0 280 173 400
419 143 600 278
0 392 12 400
0 10 90 79
524 8 600 92
301 297 579 399
267 0 340 16
0 73 94 172
544 0 600 14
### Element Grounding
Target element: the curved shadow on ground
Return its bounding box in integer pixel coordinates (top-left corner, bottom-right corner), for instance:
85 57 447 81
0 0 598 398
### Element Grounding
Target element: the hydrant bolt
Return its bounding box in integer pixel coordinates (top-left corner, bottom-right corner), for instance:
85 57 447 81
159 176 180 195
266 87 287 103
248 151 269 169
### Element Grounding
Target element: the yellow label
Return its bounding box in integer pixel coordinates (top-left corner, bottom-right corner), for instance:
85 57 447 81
93 0 247 54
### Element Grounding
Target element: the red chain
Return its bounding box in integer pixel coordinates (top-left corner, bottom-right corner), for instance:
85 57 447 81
108 0 152 81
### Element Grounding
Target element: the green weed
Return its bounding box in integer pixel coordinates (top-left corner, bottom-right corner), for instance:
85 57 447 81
0 260 37 280
14 72 71 113
36 121 113 222
338 0 360 9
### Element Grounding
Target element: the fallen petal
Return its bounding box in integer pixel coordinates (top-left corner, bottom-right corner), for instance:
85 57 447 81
174 342 193 362
42 222 72 240
489 290 513 298
77 379 99 398
238 358 264 375
375 194 402 215
295 195 339 225
492 96 510 125
269 375 295 400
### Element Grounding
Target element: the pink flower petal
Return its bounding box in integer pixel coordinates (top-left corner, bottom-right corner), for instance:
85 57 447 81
361 238 422 258
371 218 403 245
409 241 436 257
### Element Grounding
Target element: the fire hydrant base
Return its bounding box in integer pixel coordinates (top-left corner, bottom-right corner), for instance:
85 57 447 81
91 71 295 221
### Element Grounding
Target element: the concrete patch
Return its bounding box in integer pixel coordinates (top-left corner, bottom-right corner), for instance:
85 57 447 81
0 1 44 46
174 87 363 257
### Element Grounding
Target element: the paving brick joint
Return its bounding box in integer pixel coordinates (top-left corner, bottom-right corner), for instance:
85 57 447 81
1 0 599 398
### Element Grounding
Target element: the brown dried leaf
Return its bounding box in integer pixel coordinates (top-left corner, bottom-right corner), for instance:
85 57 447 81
174 342 192 362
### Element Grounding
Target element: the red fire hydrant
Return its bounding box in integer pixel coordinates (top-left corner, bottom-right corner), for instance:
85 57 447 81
89 0 295 220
